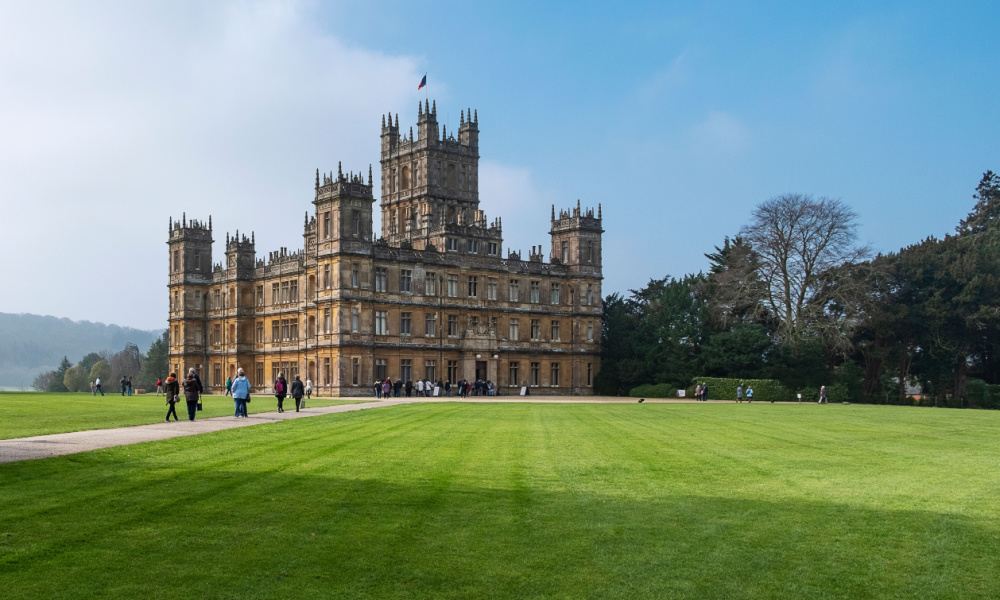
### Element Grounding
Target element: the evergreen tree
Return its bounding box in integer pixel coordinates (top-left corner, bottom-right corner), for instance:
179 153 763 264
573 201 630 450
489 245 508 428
48 356 71 392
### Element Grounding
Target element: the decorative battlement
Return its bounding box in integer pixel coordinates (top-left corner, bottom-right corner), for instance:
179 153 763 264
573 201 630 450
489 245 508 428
315 162 374 200
169 213 213 240
225 230 255 254
266 247 302 266
551 200 603 233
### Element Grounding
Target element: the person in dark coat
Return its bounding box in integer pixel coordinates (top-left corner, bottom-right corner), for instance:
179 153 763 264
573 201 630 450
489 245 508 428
275 373 288 413
164 373 180 422
405 380 413 397
182 372 200 421
291 375 305 412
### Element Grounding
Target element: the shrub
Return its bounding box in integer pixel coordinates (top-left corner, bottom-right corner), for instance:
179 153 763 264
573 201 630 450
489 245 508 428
966 379 992 409
628 383 677 398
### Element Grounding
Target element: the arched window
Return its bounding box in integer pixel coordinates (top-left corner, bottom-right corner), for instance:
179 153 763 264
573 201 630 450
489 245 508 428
401 166 410 190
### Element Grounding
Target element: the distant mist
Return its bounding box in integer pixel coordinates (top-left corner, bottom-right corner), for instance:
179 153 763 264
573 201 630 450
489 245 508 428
0 313 163 388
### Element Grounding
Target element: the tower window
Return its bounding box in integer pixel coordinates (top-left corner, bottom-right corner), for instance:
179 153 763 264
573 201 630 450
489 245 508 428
561 242 568 263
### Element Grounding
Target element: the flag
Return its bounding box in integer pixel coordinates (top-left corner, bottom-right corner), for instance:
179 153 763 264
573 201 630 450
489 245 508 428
418 74 426 90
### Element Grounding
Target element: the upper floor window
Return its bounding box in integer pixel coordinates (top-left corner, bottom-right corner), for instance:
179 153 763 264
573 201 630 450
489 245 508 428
323 212 331 239
375 268 388 292
561 242 568 263
400 269 412 293
352 210 360 236
530 281 540 304
351 264 359 288
425 272 436 296
446 238 459 252
586 284 593 306
550 283 561 304
488 242 499 256
447 274 458 297
487 278 498 300
509 279 519 302
467 276 478 298
468 240 479 254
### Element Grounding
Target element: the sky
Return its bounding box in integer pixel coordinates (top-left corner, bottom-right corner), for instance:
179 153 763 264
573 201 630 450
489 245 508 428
2 1 1000 331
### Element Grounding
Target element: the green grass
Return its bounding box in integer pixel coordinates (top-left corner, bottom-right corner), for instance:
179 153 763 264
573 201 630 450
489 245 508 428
0 392 363 439
2 402 1000 599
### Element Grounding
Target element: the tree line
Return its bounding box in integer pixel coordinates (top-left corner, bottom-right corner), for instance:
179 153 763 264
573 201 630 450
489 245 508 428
597 172 1000 407
33 332 169 394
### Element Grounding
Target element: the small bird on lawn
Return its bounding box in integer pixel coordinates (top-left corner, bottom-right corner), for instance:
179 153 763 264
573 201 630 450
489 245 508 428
638 398 645 403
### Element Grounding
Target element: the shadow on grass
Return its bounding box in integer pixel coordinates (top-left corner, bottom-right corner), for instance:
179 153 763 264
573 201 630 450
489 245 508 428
0 466 995 600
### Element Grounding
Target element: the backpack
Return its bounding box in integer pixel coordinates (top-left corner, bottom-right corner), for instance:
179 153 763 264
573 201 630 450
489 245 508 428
275 380 284 393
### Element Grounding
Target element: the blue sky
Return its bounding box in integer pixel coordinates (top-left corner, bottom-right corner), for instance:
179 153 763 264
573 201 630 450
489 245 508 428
2 1 999 329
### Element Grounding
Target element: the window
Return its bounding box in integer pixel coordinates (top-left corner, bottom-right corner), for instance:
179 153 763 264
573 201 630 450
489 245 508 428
291 320 299 340
509 362 520 387
425 313 437 336
446 238 459 251
271 320 279 343
586 284 593 306
375 268 388 292
509 279 520 302
530 319 540 340
351 264 359 288
491 316 498 332
447 274 458 297
487 278 498 300
271 283 279 304
352 210 360 236
468 240 479 254
173 325 179 344
351 307 359 333
400 269 412 293
530 281 540 303
323 212 331 239
194 251 201 271
467 276 478 298
212 324 221 346
470 316 479 328
214 363 221 386
587 363 593 386
424 360 436 381
256 285 264 306
448 361 458 384
257 363 265 387
194 292 202 310
550 363 560 386
290 280 298 302
256 321 264 343
509 318 519 340
281 319 290 341
425 273 436 295
173 291 179 311
213 290 221 309
488 242 498 256
323 308 331 333
322 358 330 385
173 250 179 272
352 358 359 385
586 241 594 263
375 311 388 335
400 359 412 383
561 241 569 263
400 312 411 336
530 362 540 386
448 315 458 337
375 359 387 381
551 320 560 341
550 283 560 304
281 281 290 303
323 264 331 289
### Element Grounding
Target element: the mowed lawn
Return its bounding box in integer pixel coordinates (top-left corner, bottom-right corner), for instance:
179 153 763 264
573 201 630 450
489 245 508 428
0 392 363 439
2 403 1000 599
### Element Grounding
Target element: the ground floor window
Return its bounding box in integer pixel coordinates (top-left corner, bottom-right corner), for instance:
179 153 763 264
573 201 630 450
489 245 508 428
255 363 264 387
550 363 560 387
587 363 593 386
425 360 436 382
323 358 330 385
400 359 412 383
530 362 540 386
352 358 360 385
375 359 387 381
448 360 458 384
509 362 519 387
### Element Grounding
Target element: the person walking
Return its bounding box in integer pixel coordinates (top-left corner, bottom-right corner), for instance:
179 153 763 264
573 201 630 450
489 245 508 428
382 378 391 399
701 383 709 402
155 377 163 395
746 387 754 403
694 384 702 402
274 373 288 413
94 377 105 396
164 372 180 422
120 376 127 396
305 377 313 400
231 368 251 418
291 374 305 412
374 380 382 399
225 376 233 397
189 368 203 399
182 372 200 421
736 385 743 403
819 385 828 404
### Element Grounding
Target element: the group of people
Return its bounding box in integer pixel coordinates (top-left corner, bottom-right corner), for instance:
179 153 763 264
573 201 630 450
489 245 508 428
272 373 307 413
371 377 498 399
120 376 134 396
163 368 203 421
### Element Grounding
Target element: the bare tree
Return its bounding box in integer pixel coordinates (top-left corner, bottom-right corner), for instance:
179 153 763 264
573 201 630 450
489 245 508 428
739 194 869 343
110 343 144 385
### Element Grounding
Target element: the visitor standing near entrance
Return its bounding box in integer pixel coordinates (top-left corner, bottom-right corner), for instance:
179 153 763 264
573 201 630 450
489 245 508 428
374 380 382 399
746 387 754 403
416 379 424 397
231 368 251 417
275 373 288 412
94 377 105 396
394 379 402 397
405 380 412 397
155 377 163 395
736 385 743 403
164 373 180 422
382 378 391 399
225 376 233 397
305 377 313 399
291 375 304 412
819 386 828 404
183 372 200 421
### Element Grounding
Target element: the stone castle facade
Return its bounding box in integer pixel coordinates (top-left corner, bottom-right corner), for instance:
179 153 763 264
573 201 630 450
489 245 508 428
168 101 603 396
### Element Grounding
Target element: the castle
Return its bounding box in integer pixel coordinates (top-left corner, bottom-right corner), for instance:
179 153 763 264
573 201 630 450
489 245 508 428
168 101 603 396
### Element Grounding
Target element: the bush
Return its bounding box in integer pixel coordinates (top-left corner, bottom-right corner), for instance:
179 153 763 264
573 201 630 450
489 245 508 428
63 365 89 392
797 387 820 403
688 377 794 402
966 379 992 409
89 360 112 388
628 383 677 398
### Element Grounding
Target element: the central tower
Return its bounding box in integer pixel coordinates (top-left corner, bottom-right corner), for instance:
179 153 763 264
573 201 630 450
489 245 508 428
380 101 499 253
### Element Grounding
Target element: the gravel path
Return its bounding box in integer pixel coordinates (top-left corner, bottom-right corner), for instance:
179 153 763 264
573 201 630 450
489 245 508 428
0 396 718 464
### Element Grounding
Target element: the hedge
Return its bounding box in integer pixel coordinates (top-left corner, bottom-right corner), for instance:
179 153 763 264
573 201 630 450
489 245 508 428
628 383 676 398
